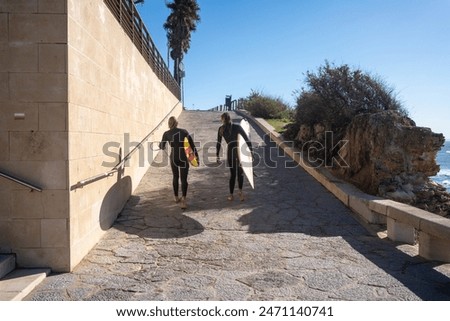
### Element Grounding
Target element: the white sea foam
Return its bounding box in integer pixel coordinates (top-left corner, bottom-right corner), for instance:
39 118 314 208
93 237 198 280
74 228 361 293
437 169 450 177
432 142 449 191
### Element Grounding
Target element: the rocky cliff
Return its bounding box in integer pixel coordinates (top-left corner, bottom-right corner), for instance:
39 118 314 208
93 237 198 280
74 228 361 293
330 111 449 217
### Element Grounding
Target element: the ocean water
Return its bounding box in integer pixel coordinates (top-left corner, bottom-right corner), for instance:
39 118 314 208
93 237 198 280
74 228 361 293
432 140 450 192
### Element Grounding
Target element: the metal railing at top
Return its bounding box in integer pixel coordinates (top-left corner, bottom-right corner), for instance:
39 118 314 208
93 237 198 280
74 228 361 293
0 171 42 192
70 101 181 191
104 0 180 100
210 98 245 112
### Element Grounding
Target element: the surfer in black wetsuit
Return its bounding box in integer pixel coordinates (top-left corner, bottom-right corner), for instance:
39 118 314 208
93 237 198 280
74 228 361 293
160 116 198 209
216 112 253 201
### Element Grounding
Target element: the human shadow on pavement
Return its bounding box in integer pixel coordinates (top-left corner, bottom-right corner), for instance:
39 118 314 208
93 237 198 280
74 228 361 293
114 188 205 239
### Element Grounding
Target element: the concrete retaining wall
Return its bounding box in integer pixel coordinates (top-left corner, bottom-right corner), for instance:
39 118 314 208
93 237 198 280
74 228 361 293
0 0 181 271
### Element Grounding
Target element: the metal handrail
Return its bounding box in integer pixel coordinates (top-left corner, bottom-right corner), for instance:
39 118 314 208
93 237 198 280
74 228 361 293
0 171 42 192
70 101 181 191
210 98 245 112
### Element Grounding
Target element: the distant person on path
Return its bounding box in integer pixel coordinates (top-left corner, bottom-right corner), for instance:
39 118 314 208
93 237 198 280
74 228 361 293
216 112 253 201
160 116 198 209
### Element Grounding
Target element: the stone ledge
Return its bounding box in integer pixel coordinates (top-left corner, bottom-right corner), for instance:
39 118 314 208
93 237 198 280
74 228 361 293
387 203 431 229
420 216 450 241
369 199 399 215
0 268 50 301
238 110 450 262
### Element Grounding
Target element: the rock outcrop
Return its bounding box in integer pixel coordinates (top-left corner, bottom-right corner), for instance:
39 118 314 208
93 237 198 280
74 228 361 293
330 111 449 217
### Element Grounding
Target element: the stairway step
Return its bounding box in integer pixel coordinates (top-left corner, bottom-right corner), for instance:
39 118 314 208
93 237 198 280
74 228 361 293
0 254 16 279
0 268 50 301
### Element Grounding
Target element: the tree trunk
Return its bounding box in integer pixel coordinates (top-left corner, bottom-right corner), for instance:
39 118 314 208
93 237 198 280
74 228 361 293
173 57 180 84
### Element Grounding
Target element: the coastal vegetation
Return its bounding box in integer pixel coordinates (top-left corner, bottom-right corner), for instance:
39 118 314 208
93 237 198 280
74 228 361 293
243 62 449 217
265 118 293 134
243 90 293 134
243 62 407 139
284 61 408 143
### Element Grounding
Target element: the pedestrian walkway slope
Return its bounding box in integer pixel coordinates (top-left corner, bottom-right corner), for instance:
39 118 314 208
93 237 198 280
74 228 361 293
24 111 450 301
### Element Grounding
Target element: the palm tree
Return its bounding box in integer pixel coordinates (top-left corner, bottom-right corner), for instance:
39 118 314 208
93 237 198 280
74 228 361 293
163 0 200 84
133 0 144 4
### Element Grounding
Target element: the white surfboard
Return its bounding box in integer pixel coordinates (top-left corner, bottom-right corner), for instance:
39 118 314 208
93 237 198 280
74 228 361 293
238 119 254 189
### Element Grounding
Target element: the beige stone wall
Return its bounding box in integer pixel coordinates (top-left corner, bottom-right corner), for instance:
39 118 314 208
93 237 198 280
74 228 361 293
67 0 181 272
0 0 70 270
0 0 181 272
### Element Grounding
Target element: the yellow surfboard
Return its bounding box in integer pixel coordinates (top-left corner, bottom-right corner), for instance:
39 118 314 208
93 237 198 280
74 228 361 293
183 136 198 167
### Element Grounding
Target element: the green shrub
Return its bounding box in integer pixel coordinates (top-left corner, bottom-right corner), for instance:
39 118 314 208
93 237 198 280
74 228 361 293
293 61 407 139
288 61 408 165
244 90 292 119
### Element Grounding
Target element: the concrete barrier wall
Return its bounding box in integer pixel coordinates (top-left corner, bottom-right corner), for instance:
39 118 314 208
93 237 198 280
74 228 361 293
0 0 181 272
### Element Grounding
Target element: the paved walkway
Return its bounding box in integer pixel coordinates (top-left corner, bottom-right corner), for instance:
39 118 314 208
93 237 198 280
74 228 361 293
25 111 450 300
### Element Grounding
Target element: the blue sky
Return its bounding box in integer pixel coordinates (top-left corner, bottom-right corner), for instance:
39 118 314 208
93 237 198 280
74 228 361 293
136 0 450 139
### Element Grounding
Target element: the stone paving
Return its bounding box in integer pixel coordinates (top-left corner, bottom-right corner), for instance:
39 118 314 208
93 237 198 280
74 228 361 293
25 111 450 301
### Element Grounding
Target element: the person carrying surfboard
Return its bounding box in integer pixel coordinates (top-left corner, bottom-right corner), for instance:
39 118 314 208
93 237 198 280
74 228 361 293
160 116 199 209
216 112 253 201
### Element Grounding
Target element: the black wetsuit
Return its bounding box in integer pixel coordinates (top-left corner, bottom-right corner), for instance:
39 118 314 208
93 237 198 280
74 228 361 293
216 123 253 194
160 128 198 198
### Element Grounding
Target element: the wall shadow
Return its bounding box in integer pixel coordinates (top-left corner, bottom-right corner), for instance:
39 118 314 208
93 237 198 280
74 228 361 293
99 175 132 231
238 206 450 300
237 115 450 300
